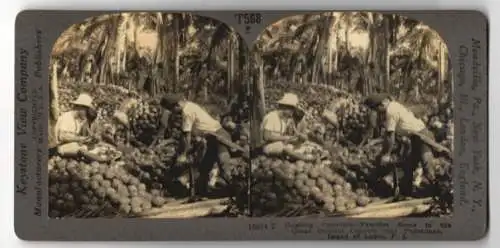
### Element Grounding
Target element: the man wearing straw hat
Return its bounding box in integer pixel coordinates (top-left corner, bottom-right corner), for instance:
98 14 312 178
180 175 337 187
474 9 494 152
54 93 106 162
260 93 312 161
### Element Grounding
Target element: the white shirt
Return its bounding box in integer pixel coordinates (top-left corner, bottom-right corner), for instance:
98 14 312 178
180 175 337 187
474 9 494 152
261 110 293 141
181 102 221 134
385 101 426 135
54 111 86 145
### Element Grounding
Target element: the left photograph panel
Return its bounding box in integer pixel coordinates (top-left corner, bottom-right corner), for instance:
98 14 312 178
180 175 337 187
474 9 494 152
48 13 251 219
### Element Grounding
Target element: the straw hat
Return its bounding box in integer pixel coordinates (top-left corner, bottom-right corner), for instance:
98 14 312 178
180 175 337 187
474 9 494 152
113 111 129 127
277 93 300 108
71 93 94 108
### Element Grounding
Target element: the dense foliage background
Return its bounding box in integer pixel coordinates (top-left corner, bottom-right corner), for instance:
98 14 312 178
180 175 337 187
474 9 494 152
250 13 452 142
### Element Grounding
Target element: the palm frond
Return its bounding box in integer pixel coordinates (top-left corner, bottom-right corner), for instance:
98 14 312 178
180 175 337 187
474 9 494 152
291 19 324 40
205 23 231 62
81 15 115 39
263 28 273 39
301 14 317 23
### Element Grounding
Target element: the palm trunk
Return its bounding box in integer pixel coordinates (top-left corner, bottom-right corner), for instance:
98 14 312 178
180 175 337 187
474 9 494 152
98 15 120 86
384 15 391 92
438 41 447 102
50 61 60 120
344 14 350 57
98 36 109 85
312 13 335 84
327 42 333 85
367 30 376 94
174 15 181 92
259 63 265 109
48 61 60 148
238 36 246 88
116 13 128 75
161 13 170 92
334 34 339 76
251 55 266 147
327 14 338 85
132 19 140 91
227 34 235 96
151 13 163 96
365 13 377 94
311 36 319 84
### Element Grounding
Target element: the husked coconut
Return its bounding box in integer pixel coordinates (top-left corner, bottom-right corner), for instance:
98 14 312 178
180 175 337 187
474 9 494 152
101 180 112 188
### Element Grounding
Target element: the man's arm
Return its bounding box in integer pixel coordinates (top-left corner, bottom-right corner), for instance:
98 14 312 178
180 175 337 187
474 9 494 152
263 130 294 143
180 131 192 155
382 131 396 155
361 111 377 145
125 129 131 144
58 131 87 143
151 110 170 147
101 133 117 146
322 109 339 126
180 111 195 155
382 107 398 155
150 126 165 147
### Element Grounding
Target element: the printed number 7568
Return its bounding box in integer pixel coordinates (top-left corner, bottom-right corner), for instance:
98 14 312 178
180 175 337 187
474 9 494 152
234 13 263 25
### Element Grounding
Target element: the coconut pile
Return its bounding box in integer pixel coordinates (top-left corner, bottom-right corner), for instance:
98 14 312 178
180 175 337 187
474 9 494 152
249 138 453 217
248 142 376 217
128 99 166 145
250 154 372 217
48 156 168 218
51 84 252 218
251 81 454 216
48 134 250 218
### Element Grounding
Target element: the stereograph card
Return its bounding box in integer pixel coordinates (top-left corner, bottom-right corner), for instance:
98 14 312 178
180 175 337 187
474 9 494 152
14 10 488 241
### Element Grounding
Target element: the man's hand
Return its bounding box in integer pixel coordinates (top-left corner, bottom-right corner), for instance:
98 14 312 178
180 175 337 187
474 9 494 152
298 133 308 141
285 136 299 145
380 154 392 166
176 154 188 165
223 119 237 131
79 136 93 143
286 134 307 146
400 136 410 144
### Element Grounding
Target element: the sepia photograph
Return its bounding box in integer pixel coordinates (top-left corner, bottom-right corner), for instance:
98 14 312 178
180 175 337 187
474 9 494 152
47 13 251 218
250 12 453 218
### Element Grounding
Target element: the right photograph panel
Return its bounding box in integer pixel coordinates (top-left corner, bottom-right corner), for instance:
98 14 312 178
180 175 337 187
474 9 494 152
250 12 453 218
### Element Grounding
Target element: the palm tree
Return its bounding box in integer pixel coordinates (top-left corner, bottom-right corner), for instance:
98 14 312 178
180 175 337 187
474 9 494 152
395 22 448 102
284 13 337 84
250 50 266 147
50 12 247 113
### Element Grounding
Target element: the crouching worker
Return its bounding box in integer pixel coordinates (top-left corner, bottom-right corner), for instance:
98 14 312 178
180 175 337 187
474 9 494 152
260 93 313 162
100 110 132 147
321 95 349 140
363 94 437 200
107 97 139 146
54 94 108 162
160 94 233 202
